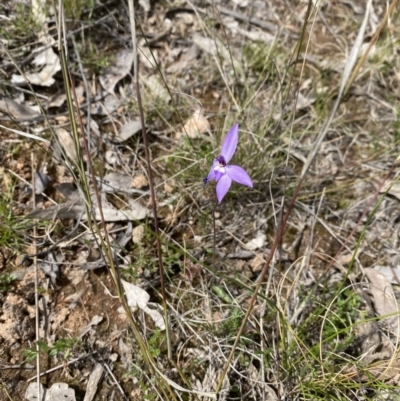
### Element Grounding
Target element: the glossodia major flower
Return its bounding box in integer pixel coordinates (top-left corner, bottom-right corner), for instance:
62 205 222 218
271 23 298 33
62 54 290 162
203 123 253 203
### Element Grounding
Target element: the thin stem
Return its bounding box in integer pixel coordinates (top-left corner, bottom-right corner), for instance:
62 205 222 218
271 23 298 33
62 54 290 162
128 0 171 359
31 155 41 401
213 201 217 268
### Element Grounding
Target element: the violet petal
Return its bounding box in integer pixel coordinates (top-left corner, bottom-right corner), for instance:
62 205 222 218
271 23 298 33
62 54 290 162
216 174 232 203
206 160 219 182
220 123 238 163
214 169 224 182
226 165 253 188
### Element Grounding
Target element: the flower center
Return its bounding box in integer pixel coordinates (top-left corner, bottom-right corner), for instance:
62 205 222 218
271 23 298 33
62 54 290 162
217 155 226 167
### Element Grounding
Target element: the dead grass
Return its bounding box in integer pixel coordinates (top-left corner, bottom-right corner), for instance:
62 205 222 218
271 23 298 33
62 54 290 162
1 0 400 400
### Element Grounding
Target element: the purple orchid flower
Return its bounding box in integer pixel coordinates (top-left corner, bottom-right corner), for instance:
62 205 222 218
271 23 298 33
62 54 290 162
203 123 253 203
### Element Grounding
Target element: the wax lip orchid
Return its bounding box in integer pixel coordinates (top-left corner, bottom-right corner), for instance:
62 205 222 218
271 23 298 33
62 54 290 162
203 123 253 203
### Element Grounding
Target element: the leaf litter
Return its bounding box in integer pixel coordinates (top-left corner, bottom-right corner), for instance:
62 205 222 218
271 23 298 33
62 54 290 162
1 0 400 400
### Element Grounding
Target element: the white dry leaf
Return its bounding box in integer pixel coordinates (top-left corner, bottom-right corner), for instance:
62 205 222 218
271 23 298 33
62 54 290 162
91 193 148 221
143 305 166 330
127 199 149 220
364 268 400 333
0 98 40 119
374 265 400 285
25 383 46 401
12 0 60 87
105 149 118 165
101 172 132 192
122 280 165 330
296 91 316 110
244 231 266 251
99 48 134 94
144 75 170 103
231 0 249 6
78 315 103 339
12 47 61 87
98 173 147 195
192 34 232 62
119 338 133 369
32 0 47 26
48 93 66 108
25 382 76 401
179 109 210 139
91 94 122 115
122 279 150 309
116 119 142 142
166 44 199 74
227 20 275 44
45 383 76 401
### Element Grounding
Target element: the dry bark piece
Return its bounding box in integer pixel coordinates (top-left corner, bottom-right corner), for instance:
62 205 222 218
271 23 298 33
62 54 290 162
83 364 104 401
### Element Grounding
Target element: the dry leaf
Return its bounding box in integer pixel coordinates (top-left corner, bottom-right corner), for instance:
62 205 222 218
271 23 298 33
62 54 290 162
250 253 265 272
132 225 145 244
116 120 142 142
0 98 39 119
374 266 400 285
12 47 61 87
144 75 170 103
380 180 400 201
122 280 165 329
244 231 266 251
365 268 400 332
55 127 77 161
179 109 210 138
25 382 76 401
132 174 148 189
99 49 134 94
